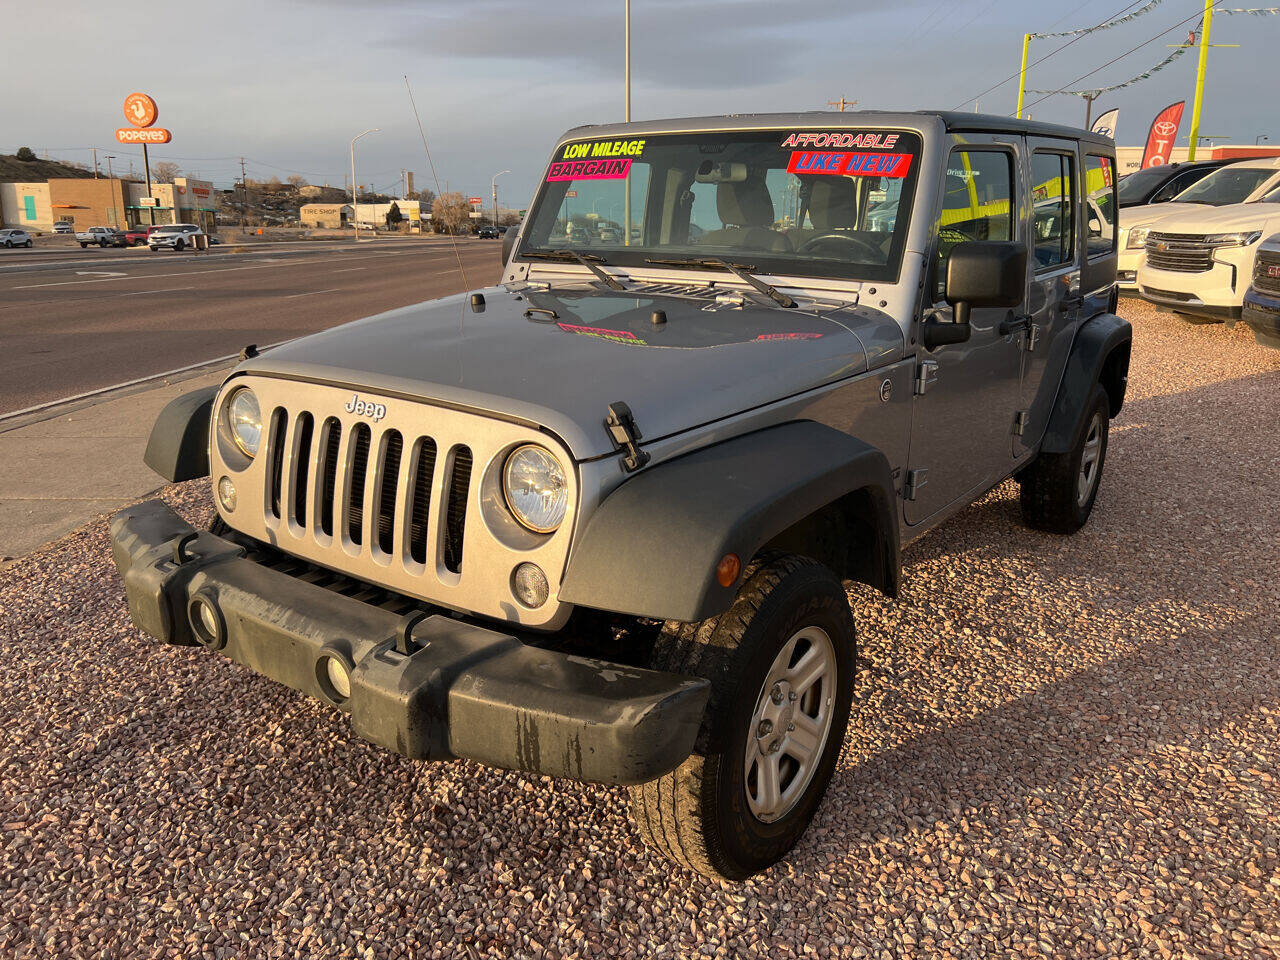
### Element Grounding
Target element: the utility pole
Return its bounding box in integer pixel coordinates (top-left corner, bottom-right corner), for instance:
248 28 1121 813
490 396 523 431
1188 0 1213 161
239 157 249 232
827 98 857 111
1016 32 1031 118
1082 92 1099 129
492 169 510 232
92 147 99 179
351 128 380 241
624 0 632 246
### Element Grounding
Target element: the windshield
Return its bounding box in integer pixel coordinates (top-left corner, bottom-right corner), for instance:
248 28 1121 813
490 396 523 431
1174 166 1276 205
1116 166 1173 203
519 128 923 282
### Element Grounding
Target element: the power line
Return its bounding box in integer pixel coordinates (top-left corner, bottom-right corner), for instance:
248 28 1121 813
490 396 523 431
951 0 1148 109
1019 1 1223 114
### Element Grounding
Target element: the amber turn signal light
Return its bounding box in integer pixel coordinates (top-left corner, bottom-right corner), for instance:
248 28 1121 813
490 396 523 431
716 553 741 588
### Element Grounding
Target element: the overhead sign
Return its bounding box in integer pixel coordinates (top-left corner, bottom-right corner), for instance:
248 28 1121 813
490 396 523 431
117 127 172 144
1140 101 1185 169
139 197 160 207
467 196 483 205
123 93 158 128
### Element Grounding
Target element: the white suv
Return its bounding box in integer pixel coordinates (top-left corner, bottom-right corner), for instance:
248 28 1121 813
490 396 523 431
1136 184 1280 322
1117 158 1280 290
148 223 205 252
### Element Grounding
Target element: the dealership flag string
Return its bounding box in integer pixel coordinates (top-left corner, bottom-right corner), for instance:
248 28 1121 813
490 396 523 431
1025 42 1190 97
1029 0 1164 38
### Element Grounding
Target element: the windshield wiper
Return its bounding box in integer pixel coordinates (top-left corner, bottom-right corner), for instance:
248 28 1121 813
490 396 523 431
643 256 796 308
523 249 626 291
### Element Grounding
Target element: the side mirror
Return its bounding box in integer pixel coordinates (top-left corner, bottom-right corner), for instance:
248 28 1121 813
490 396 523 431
944 240 1026 327
501 228 518 266
923 241 1026 350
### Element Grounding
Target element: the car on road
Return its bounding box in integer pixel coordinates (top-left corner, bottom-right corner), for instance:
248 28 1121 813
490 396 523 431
77 226 128 248
0 228 33 248
1137 185 1280 323
111 111 1130 882
1116 159 1232 209
123 226 154 247
1242 232 1280 348
53 221 74 234
148 223 204 252
477 225 500 239
1118 158 1280 289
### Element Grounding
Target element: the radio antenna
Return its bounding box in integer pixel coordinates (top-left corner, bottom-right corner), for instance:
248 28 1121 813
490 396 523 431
404 75 469 290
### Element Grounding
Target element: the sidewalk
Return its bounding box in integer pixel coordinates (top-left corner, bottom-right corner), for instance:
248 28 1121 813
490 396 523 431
0 369 226 560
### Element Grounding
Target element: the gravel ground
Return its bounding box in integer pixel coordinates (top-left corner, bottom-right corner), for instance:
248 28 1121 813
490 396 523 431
2 299 1279 959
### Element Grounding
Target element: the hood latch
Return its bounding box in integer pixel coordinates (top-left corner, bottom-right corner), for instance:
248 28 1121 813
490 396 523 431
605 401 650 473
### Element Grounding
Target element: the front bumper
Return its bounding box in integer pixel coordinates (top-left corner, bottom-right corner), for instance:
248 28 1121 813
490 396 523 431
1117 246 1142 289
1138 260 1245 321
110 499 709 785
1243 288 1280 347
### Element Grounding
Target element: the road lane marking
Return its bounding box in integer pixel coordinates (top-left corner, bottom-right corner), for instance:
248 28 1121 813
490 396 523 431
117 286 196 297
330 267 367 273
75 270 127 277
8 249 465 290
283 288 342 299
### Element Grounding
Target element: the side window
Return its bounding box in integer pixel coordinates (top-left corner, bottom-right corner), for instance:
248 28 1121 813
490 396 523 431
934 149 1014 299
1149 172 1189 204
1031 151 1076 270
1084 154 1116 257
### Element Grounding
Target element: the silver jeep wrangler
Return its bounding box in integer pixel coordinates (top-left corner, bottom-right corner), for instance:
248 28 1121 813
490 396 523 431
110 111 1130 880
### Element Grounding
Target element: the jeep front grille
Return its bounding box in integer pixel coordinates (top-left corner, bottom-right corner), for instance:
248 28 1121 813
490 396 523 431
212 376 577 628
264 412 473 573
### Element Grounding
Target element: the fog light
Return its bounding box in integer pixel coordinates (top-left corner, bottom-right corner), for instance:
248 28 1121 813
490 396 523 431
188 594 225 650
511 562 550 608
217 476 237 512
318 654 351 702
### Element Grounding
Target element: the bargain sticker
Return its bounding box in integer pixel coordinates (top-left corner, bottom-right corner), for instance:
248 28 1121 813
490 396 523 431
547 158 633 181
786 151 912 178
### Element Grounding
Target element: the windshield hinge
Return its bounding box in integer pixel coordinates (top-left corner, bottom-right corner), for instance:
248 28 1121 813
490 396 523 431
605 401 650 473
914 359 939 396
905 468 928 501
1013 410 1030 436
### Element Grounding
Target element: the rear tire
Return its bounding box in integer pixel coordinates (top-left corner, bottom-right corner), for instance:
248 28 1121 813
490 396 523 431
629 554 856 880
25 240 32 248
174 239 185 252
1019 385 1110 534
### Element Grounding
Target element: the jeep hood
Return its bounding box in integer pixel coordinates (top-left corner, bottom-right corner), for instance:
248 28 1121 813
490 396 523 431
236 285 898 459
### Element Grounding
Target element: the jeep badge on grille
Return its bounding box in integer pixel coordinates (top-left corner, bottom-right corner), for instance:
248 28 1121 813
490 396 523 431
345 393 387 422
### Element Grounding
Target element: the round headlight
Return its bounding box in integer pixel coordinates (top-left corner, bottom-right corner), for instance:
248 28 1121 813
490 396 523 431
502 444 568 533
225 387 262 458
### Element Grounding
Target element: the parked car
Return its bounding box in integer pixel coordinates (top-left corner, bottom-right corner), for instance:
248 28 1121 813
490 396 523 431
123 226 153 247
1117 158 1280 289
1241 232 1280 348
112 111 1130 881
1136 184 1280 323
0 228 33 248
1116 159 1233 209
76 226 128 248
148 223 205 252
477 225 500 239
53 221 74 234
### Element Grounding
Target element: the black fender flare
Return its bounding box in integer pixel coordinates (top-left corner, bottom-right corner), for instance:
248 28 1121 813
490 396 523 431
143 385 219 482
559 421 900 623
1041 312 1132 454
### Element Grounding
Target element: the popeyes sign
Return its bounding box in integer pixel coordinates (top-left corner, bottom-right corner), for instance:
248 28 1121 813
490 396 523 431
116 92 172 145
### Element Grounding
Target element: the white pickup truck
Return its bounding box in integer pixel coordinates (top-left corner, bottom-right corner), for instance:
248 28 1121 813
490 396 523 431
76 226 127 248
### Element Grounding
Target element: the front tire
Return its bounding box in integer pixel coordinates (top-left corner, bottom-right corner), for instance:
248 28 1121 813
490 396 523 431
629 554 856 880
1019 385 1110 534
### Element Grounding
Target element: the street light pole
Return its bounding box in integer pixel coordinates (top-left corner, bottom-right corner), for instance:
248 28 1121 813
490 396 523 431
624 0 632 244
1257 135 1270 146
350 128 380 241
492 169 510 233
105 155 116 180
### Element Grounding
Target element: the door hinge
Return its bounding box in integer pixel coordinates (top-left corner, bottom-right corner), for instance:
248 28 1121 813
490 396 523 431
1025 323 1040 352
1013 410 1030 436
604 401 650 472
914 359 939 396
905 468 928 501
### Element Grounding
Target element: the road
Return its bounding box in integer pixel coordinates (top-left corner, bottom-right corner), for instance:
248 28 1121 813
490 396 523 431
0 239 500 413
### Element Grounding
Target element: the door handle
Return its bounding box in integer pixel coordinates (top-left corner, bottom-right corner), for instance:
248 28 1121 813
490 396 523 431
524 307 559 321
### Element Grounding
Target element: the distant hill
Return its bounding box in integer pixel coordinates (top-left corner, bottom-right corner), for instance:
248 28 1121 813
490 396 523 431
0 154 94 182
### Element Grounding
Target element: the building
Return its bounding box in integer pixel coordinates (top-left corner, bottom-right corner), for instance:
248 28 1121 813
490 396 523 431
0 176 217 231
1115 144 1280 174
352 199 427 227
299 203 352 228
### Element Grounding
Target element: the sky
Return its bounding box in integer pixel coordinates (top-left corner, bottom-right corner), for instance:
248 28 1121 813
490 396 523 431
4 0 1275 206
